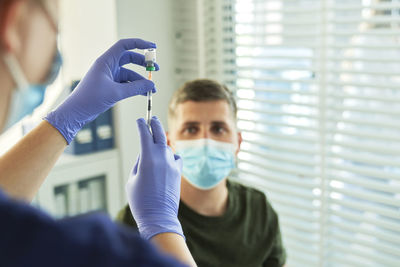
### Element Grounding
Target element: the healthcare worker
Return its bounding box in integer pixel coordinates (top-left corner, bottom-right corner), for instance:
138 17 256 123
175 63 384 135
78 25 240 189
0 0 196 266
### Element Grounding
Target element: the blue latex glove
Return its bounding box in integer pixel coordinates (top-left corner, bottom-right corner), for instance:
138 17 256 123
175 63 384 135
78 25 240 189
126 116 184 240
45 38 160 144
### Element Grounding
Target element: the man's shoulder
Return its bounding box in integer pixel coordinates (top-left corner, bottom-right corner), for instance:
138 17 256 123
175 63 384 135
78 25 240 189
228 179 278 219
228 179 267 202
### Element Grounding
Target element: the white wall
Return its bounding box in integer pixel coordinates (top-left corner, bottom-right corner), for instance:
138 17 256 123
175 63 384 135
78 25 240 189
114 0 177 200
60 0 118 82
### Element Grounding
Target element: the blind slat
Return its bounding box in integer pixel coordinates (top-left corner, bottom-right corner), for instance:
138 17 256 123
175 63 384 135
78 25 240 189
237 96 318 108
327 139 400 156
328 160 400 180
329 232 400 257
239 147 318 167
328 243 400 267
328 116 400 131
236 86 319 96
327 128 400 143
328 173 400 196
327 68 400 76
238 107 318 120
241 138 318 155
329 151 400 169
327 214 400 245
328 186 399 208
236 169 317 201
328 104 400 116
238 117 317 132
327 56 400 63
329 209 400 233
240 128 318 143
328 92 400 104
239 157 320 182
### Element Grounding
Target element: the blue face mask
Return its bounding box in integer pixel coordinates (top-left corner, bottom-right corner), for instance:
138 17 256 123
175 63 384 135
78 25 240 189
175 138 236 190
3 50 62 130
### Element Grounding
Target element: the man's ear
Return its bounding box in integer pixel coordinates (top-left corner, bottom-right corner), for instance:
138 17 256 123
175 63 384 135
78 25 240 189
166 131 177 153
236 132 242 155
0 0 24 53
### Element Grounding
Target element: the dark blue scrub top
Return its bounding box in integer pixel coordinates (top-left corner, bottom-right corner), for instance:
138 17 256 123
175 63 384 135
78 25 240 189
0 189 187 267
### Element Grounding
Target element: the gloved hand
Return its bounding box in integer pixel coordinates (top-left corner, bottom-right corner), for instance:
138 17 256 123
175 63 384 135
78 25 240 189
126 116 184 240
45 38 159 144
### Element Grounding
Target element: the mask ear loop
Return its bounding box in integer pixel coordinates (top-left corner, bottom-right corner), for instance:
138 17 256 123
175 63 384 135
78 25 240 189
3 53 29 91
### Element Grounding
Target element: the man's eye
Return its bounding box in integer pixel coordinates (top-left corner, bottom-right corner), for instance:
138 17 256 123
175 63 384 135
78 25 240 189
212 126 226 134
185 127 198 134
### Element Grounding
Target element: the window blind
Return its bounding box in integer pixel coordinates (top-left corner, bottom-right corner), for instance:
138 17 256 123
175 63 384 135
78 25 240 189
173 0 234 84
174 0 202 84
228 1 325 265
174 0 400 266
320 1 400 266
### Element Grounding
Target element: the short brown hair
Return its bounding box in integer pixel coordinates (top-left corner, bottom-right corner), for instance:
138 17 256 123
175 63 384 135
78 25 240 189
168 79 237 128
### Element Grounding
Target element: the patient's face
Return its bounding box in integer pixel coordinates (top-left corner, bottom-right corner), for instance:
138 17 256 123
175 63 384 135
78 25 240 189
168 100 241 154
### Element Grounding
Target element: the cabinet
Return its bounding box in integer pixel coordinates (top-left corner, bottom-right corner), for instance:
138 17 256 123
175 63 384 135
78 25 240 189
34 149 123 219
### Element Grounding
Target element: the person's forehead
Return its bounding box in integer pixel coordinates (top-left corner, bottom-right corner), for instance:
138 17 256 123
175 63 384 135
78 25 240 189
175 100 233 123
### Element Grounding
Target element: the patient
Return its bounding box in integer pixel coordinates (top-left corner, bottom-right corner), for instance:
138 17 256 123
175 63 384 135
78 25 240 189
117 79 286 267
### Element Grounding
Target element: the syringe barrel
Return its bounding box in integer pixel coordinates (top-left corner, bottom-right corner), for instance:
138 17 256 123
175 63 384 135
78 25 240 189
146 91 152 129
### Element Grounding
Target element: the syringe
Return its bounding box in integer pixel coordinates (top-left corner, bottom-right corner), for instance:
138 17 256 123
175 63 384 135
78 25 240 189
146 71 152 130
144 49 156 130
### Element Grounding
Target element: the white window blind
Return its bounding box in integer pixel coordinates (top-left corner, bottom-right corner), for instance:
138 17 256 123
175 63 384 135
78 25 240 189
174 0 201 85
174 0 400 266
174 0 233 84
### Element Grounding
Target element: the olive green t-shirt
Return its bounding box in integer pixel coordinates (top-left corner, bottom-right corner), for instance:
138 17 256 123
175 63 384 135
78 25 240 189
116 180 286 267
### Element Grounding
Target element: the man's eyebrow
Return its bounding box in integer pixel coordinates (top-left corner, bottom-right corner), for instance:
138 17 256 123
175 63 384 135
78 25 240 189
182 121 200 126
211 121 229 126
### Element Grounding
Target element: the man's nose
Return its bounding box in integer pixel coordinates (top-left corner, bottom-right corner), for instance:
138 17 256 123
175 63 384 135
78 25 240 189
200 127 209 139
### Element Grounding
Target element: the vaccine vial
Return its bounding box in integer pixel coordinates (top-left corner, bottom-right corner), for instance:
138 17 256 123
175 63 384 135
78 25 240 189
145 48 156 71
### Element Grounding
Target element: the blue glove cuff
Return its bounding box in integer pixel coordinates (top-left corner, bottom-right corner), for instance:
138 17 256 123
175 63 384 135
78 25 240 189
138 217 185 241
44 111 84 145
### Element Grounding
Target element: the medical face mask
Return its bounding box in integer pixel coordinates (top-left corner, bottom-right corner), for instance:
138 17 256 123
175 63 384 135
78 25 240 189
175 138 237 190
3 50 62 130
